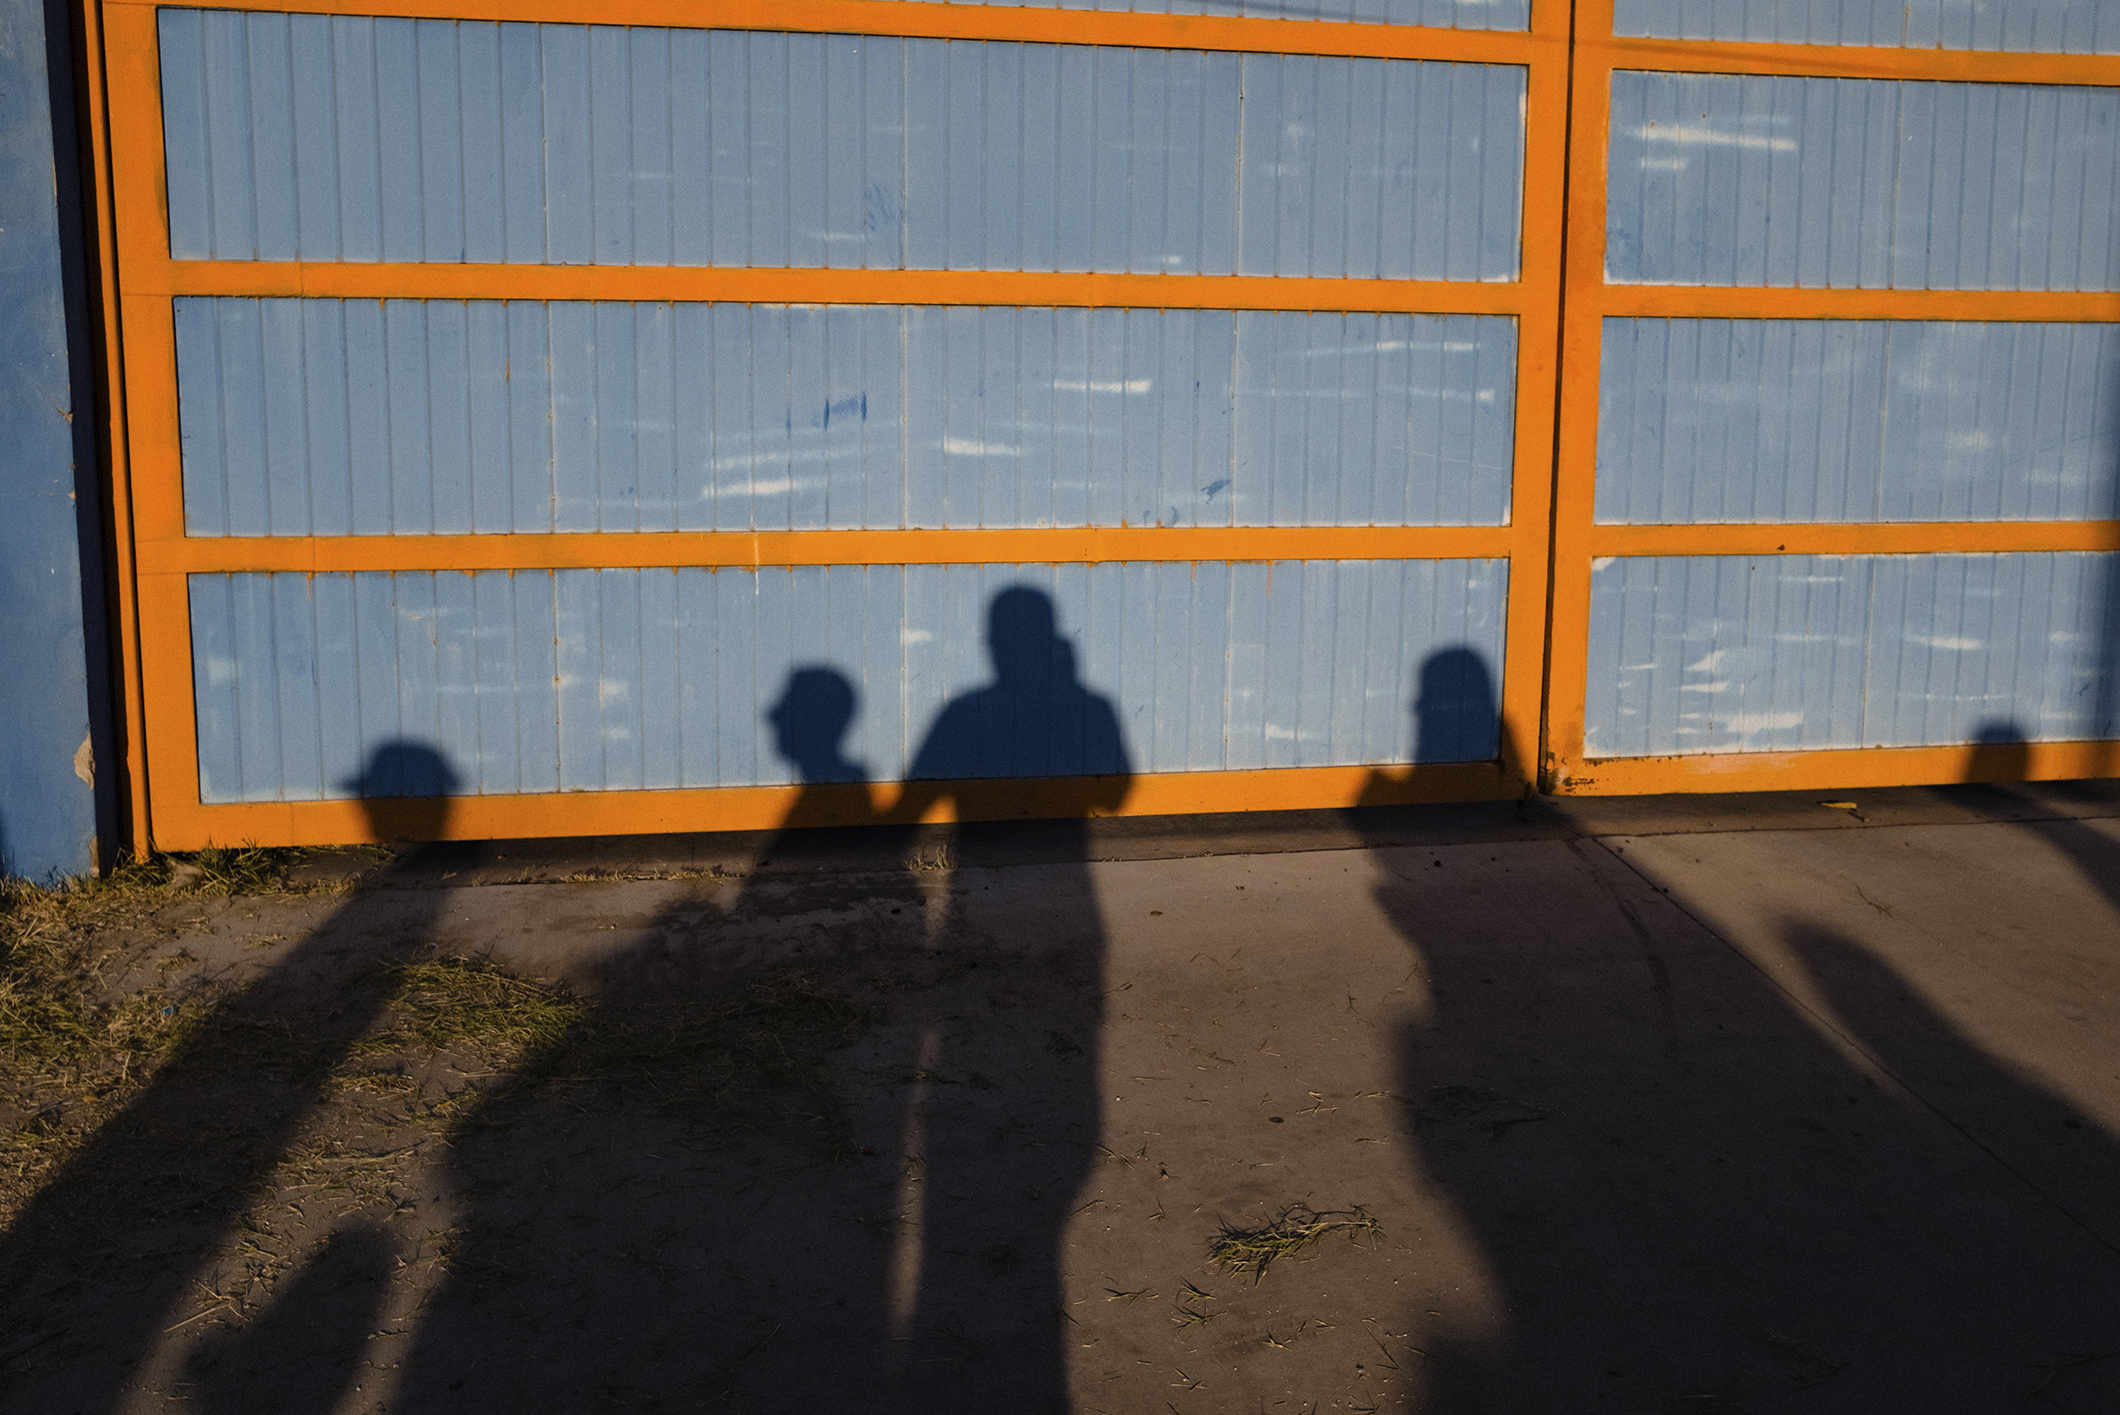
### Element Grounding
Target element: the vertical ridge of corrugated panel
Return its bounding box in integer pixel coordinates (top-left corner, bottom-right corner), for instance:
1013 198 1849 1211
1584 552 2120 757
158 12 1525 280
935 0 1529 29
1596 318 2120 523
174 299 1519 535
1614 0 2120 54
1606 72 2120 290
188 560 1508 801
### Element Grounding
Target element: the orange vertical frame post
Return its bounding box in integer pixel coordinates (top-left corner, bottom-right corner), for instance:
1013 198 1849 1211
77 0 153 859
1541 0 1614 795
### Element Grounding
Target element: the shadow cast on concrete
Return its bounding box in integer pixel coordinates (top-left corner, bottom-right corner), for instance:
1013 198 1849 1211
0 744 460 1414
1357 661 2120 1412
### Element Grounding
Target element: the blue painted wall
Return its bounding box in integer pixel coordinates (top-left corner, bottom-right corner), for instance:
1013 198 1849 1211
0 0 110 881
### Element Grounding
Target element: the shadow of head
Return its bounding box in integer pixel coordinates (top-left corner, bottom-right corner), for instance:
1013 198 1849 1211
987 585 1071 687
1413 645 1501 764
769 667 865 785
1782 920 2120 1166
340 741 460 844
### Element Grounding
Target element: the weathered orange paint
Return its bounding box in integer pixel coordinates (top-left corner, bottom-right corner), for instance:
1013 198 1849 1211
1605 286 2120 322
102 0 1546 66
1539 0 2120 796
138 527 1521 576
91 0 1565 845
1603 32 2120 87
78 0 153 861
144 760 1516 851
1563 740 2120 796
92 0 2114 845
1590 522 2120 557
1543 0 1616 797
141 262 1533 315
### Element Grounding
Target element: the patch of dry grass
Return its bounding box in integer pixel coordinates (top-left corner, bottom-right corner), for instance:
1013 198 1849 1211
351 956 880 1150
0 849 881 1297
1208 1204 1382 1280
0 846 344 1220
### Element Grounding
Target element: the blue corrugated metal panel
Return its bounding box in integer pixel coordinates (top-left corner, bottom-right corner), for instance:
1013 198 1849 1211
158 12 1525 280
940 0 1528 28
175 299 1518 534
1615 0 2120 53
189 559 1508 800
0 0 104 880
1584 552 2120 756
1606 72 2120 290
1596 318 2120 524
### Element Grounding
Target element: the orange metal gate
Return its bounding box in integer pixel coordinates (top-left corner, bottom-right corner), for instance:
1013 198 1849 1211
79 0 2120 852
86 0 1571 852
1544 1 2120 795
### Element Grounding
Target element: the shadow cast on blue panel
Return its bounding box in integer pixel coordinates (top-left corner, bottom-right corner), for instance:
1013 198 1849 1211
1354 644 1502 809
0 742 459 1415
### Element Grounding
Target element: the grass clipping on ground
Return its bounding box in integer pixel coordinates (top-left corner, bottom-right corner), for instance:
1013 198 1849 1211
1208 1204 1382 1281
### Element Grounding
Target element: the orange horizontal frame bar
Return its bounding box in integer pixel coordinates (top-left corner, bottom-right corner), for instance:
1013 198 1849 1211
1599 286 2120 322
107 0 1544 66
1589 521 2120 557
145 759 1513 850
1555 739 2120 797
1603 35 2120 88
147 262 1529 316
141 526 1518 576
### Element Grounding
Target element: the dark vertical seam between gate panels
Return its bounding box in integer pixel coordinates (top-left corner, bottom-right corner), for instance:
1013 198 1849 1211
1535 0 1579 783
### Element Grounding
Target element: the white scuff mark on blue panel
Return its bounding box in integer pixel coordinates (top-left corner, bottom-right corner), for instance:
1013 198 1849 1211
1632 124 1797 151
1715 710 1806 733
942 438 1025 457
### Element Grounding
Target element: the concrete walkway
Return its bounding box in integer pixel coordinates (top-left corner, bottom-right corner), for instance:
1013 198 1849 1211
11 782 2120 1413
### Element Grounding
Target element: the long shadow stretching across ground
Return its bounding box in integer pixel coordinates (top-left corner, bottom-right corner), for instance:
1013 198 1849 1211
1364 655 2120 1413
0 746 463 1415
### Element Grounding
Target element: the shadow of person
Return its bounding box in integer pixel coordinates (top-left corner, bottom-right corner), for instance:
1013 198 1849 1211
1356 645 1501 806
1783 919 2120 1260
1356 655 2120 1411
387 665 927 1411
882 585 1132 1411
390 605 1137 1411
0 742 460 1415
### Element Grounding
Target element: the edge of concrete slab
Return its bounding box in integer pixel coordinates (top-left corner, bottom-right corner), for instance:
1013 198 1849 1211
283 778 2120 892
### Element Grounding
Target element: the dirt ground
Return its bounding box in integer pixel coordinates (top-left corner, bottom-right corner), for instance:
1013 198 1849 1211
4 784 2120 1413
